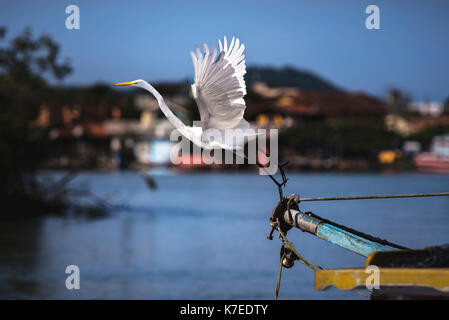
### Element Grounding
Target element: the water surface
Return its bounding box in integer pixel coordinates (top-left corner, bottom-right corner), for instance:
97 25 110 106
0 171 448 299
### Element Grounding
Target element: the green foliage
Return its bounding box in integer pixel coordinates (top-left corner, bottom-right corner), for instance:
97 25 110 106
0 27 73 218
0 27 71 82
280 118 400 160
409 124 449 147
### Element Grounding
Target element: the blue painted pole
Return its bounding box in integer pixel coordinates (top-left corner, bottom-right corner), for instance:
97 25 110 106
283 209 394 257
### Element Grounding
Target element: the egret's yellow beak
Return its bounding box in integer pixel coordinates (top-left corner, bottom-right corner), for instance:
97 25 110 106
113 81 137 86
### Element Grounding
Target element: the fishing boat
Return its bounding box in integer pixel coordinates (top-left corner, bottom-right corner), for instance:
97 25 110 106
315 246 449 299
414 135 449 173
268 193 449 300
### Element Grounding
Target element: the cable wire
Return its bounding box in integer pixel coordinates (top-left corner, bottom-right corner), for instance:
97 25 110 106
300 192 449 202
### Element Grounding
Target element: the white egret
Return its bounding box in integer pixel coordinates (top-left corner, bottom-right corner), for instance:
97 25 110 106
114 36 257 153
115 36 286 191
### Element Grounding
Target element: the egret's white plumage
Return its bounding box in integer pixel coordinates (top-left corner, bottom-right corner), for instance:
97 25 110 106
114 36 256 152
190 37 248 132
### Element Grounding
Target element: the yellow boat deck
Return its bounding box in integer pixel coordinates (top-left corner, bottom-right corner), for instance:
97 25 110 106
314 247 449 299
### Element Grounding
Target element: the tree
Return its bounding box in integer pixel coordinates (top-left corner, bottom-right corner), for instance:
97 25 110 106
0 27 76 218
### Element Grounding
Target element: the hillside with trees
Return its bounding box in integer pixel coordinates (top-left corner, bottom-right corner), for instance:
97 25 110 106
246 66 341 92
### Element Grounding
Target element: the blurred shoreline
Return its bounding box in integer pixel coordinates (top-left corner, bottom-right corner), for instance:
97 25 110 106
1 27 448 221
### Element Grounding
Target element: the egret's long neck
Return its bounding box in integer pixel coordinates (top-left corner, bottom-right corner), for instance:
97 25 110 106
139 81 190 135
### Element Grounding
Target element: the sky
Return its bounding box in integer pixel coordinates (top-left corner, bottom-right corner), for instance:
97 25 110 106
1 0 448 101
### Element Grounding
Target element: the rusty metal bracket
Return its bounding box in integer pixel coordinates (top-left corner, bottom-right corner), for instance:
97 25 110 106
267 195 299 240
280 242 300 268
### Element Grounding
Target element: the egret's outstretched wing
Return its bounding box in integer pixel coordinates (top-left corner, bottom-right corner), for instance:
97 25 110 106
190 36 247 130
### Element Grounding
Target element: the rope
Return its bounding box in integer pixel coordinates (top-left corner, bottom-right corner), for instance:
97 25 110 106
275 259 283 300
276 224 369 299
300 192 449 202
278 228 321 271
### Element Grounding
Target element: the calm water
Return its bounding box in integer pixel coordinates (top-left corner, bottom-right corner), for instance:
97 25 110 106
0 171 448 299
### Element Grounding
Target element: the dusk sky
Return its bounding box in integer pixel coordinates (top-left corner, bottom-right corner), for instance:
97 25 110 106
1 0 448 101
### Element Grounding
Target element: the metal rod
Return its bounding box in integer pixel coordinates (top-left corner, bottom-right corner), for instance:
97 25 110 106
299 192 449 202
284 209 395 257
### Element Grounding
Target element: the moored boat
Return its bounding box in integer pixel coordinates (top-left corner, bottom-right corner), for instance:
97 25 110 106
414 135 449 173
